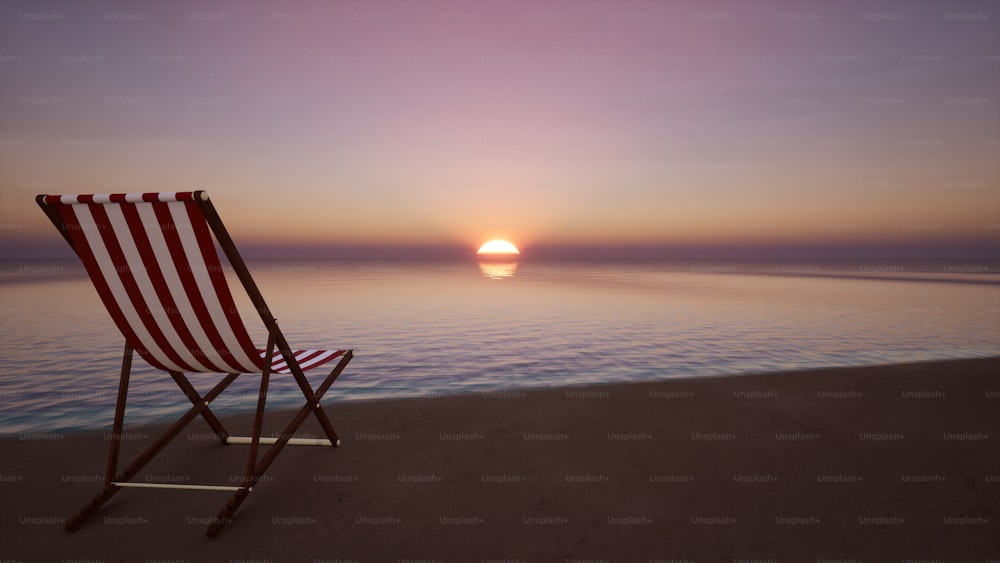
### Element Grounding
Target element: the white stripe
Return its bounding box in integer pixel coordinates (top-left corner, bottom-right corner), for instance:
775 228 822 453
104 205 213 372
71 205 183 372
169 202 260 372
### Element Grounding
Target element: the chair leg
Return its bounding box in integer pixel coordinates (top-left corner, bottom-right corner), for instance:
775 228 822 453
106 344 133 483
65 483 122 532
204 370 271 538
207 334 275 539
66 344 133 531
206 350 353 538
206 403 316 538
244 332 275 483
65 371 241 532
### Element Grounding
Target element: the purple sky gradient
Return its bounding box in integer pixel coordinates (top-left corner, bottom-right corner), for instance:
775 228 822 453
1 0 998 259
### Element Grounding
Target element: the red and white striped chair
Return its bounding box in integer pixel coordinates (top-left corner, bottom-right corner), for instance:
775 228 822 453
36 191 354 537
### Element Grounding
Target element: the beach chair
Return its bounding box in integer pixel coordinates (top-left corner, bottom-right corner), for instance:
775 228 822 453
35 191 354 537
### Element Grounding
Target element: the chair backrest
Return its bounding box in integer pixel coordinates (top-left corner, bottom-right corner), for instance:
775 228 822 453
37 191 266 374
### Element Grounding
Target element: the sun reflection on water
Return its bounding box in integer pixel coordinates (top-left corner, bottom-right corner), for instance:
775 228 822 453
478 261 518 279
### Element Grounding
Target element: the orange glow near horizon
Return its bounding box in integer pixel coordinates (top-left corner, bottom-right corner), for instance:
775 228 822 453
477 240 520 255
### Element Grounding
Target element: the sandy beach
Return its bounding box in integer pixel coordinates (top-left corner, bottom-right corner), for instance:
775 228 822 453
2 357 998 561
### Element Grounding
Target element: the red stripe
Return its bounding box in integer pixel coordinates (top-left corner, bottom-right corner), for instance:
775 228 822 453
90 204 196 372
120 203 224 373
78 195 94 204
54 205 174 371
109 193 127 203
182 200 262 370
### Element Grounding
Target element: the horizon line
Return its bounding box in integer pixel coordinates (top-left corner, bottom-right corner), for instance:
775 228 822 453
3 240 998 261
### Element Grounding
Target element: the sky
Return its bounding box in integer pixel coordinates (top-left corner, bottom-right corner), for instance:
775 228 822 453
1 0 998 259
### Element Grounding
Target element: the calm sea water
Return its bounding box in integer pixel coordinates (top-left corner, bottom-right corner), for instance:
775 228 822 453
1 258 998 435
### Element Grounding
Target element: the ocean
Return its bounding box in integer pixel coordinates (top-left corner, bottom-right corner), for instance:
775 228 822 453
1 258 998 434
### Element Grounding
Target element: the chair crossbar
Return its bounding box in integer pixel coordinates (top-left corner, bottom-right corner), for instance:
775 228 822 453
112 482 245 492
225 436 338 447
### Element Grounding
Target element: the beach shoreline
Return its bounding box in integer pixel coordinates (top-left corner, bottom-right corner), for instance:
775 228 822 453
2 357 998 560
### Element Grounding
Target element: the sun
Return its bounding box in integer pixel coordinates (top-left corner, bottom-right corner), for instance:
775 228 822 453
477 239 520 255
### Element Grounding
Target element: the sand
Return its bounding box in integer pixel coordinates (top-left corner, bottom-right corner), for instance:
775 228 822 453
1 357 998 561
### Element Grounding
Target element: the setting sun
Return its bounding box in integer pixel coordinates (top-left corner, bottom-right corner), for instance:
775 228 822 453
476 239 520 255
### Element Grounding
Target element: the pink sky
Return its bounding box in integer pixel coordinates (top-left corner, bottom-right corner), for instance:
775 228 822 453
1 1 998 258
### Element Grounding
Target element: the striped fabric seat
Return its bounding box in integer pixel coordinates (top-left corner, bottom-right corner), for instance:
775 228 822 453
41 191 344 375
38 190 355 538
